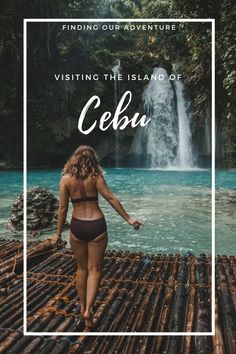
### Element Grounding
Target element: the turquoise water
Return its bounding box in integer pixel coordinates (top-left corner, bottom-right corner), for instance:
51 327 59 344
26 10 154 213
0 168 235 255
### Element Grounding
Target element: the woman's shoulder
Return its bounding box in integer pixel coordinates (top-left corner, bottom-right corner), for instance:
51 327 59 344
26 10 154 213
92 173 104 182
92 173 106 188
60 173 74 185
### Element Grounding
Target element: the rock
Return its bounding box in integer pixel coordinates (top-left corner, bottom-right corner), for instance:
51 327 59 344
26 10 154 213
6 186 68 236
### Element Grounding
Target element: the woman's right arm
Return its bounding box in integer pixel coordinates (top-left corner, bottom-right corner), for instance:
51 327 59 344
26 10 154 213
96 174 143 228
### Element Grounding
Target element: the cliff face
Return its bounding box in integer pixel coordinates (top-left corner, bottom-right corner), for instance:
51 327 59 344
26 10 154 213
221 113 236 168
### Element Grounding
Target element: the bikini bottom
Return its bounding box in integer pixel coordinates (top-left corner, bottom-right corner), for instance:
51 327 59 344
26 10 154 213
70 216 107 241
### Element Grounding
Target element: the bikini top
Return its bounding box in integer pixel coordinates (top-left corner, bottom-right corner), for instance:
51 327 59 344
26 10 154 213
70 177 98 204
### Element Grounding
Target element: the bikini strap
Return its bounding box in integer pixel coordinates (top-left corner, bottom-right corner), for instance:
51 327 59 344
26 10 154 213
77 177 87 198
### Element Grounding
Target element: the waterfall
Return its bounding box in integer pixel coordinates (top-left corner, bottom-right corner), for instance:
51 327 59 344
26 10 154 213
112 59 121 167
131 67 194 168
174 80 194 167
204 107 211 156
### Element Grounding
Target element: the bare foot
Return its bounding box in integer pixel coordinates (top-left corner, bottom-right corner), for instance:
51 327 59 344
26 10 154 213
83 309 94 329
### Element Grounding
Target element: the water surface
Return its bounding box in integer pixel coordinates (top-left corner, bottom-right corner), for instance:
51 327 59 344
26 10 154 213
0 168 235 255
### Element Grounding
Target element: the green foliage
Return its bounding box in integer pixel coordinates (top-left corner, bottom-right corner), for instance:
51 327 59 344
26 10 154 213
0 0 235 167
169 0 236 166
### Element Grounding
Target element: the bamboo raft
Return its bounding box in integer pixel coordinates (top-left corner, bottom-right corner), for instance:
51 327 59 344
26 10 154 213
0 239 235 354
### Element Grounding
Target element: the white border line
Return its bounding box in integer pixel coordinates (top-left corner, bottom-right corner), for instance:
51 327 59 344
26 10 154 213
23 18 27 336
211 19 216 336
24 18 215 336
25 18 213 22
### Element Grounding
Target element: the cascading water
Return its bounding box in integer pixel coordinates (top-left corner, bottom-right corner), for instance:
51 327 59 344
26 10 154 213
204 108 211 156
131 67 194 168
112 59 121 167
174 80 193 167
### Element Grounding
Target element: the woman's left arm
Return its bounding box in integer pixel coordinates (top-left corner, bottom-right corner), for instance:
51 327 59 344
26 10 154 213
56 176 69 238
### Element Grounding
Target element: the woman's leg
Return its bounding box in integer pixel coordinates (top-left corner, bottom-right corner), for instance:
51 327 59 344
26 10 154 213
69 232 88 314
83 232 108 325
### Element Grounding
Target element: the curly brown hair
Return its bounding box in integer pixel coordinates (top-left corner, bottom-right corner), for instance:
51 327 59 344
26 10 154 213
63 145 103 179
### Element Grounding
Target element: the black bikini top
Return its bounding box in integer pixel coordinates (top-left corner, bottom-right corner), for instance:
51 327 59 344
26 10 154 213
70 177 98 204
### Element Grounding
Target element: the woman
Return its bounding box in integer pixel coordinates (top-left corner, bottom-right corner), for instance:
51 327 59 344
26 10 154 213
50 145 143 329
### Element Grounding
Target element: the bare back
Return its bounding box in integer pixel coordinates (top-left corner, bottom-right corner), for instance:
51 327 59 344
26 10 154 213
59 172 133 224
65 175 104 220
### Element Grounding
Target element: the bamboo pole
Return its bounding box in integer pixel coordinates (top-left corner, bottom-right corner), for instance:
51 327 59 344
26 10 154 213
1 241 236 353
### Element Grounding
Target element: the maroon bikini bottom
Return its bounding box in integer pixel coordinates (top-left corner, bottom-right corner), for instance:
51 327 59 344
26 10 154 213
70 217 107 241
